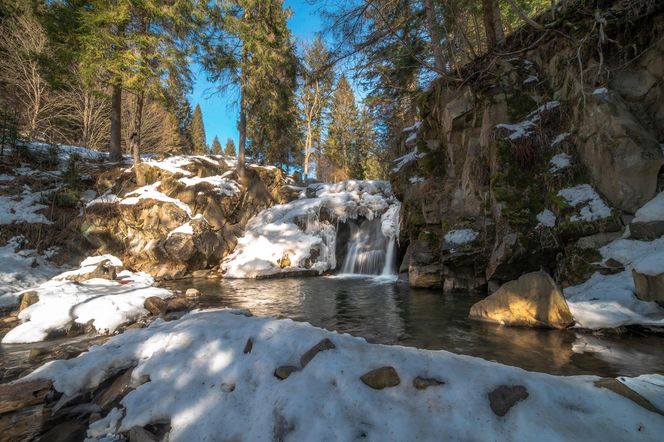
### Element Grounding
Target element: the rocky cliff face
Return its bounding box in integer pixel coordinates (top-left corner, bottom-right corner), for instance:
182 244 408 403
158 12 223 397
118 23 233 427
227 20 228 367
82 156 286 279
393 0 664 291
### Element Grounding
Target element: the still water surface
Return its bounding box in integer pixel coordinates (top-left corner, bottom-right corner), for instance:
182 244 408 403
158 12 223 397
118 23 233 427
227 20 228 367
165 275 664 377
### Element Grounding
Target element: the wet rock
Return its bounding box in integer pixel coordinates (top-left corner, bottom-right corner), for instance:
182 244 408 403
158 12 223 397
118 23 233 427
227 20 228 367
413 376 445 390
128 426 160 442
38 421 87 442
243 338 253 354
18 291 39 312
469 271 574 329
94 367 135 411
360 366 400 389
300 338 336 368
488 385 529 417
0 379 52 414
165 296 188 312
144 297 167 316
185 288 201 298
274 365 299 380
632 269 664 305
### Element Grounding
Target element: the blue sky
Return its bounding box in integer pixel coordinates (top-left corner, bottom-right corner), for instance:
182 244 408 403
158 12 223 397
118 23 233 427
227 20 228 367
188 0 325 149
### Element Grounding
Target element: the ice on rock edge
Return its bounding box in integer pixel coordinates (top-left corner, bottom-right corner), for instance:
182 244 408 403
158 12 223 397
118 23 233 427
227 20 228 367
1 255 172 344
558 184 611 222
24 310 664 442
222 180 399 278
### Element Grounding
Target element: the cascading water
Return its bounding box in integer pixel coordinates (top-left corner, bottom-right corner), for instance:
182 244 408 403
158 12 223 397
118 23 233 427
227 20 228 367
340 218 396 276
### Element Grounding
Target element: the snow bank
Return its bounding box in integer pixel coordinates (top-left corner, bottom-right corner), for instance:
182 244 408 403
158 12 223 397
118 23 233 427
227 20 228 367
1 255 172 344
0 237 61 308
25 309 664 441
564 234 664 329
120 182 192 216
0 186 51 225
558 184 611 222
223 181 398 278
633 191 664 224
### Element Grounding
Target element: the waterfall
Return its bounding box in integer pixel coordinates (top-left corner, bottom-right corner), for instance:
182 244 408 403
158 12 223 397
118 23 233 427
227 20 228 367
340 218 396 276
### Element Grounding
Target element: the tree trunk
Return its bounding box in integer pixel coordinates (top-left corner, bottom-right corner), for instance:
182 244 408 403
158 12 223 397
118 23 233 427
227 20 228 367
131 92 145 186
109 83 122 162
237 49 247 175
423 0 445 74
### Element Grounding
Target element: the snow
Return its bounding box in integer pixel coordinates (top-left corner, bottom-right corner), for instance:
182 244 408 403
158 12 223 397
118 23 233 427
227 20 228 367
168 215 204 238
551 132 570 147
392 148 425 172
408 176 425 184
120 182 192 216
223 181 398 278
444 229 478 246
87 192 120 207
28 141 109 161
536 209 556 227
564 234 664 329
0 174 14 181
381 203 400 238
23 309 664 441
178 175 241 197
1 255 172 344
617 375 664 411
0 237 62 308
52 254 123 281
558 184 611 222
0 186 51 225
523 74 538 84
549 153 571 172
141 156 195 176
496 101 560 141
632 191 664 224
592 87 609 98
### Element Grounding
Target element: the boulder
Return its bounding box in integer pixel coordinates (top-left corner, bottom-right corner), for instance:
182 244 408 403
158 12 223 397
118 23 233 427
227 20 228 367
166 296 189 312
66 259 118 282
360 366 400 389
409 264 442 289
469 271 574 329
630 191 664 240
632 269 664 305
18 291 39 312
185 288 201 298
488 385 529 417
144 297 167 316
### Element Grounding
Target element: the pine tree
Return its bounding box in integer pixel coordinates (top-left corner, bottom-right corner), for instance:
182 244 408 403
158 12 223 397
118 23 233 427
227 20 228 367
211 135 222 155
224 138 236 157
190 104 207 154
320 75 359 182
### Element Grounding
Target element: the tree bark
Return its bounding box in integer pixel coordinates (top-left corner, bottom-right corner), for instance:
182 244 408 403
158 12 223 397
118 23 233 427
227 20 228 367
131 92 145 186
237 48 247 175
423 0 445 74
109 83 122 162
482 0 504 49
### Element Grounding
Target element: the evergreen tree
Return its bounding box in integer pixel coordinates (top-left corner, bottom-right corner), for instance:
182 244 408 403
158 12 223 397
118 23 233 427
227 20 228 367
190 104 207 154
224 138 236 157
211 135 222 154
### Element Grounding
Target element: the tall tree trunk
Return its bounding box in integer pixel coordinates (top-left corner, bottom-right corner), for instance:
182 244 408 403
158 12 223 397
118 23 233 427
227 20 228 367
237 49 247 175
423 0 445 74
109 83 122 162
482 0 504 49
131 92 145 186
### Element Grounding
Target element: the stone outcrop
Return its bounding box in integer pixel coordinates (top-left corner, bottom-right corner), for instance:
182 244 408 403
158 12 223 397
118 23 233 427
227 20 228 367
632 270 664 305
392 2 664 290
83 156 288 280
469 271 574 329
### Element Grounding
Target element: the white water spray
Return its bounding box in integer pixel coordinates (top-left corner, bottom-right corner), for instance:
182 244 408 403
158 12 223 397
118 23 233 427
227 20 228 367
340 218 396 276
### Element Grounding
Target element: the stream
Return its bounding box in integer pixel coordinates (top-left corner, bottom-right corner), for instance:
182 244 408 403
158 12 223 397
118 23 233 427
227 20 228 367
161 275 664 378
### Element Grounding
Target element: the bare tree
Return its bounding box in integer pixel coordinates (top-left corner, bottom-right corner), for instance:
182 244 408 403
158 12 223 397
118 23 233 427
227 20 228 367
57 79 111 149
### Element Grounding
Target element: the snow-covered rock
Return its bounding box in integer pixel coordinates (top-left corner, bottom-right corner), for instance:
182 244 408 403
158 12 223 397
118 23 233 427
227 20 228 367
1 255 172 344
496 101 560 141
558 184 612 222
549 153 571 172
631 191 664 239
24 309 664 441
222 181 399 278
444 229 478 246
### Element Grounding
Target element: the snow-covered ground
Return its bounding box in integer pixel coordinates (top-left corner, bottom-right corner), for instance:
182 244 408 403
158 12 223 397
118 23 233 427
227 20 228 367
222 180 399 278
24 309 664 441
0 255 172 344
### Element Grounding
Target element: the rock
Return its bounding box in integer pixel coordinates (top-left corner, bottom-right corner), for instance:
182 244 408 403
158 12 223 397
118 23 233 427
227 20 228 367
243 338 253 354
413 376 445 390
409 264 442 288
278 252 291 269
163 233 196 263
38 421 87 442
144 297 167 316
575 232 622 250
488 385 529 417
469 271 574 329
66 259 118 282
94 367 134 411
630 220 664 240
0 379 52 414
220 383 235 393
300 338 336 368
18 291 39 312
166 296 189 312
185 288 201 298
274 365 299 380
632 269 664 305
128 426 160 442
360 366 400 389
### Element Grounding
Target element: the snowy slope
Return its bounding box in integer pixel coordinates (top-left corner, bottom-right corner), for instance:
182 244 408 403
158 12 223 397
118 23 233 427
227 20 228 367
26 309 664 441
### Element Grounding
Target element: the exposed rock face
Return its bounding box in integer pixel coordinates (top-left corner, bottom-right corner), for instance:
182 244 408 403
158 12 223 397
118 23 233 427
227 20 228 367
392 3 664 290
469 271 574 329
83 156 286 280
633 270 664 305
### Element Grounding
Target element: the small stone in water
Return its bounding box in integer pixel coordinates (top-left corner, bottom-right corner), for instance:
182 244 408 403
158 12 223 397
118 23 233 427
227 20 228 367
185 288 201 298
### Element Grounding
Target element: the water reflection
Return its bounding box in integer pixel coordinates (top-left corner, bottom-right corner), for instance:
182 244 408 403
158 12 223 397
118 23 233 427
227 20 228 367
168 276 664 377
